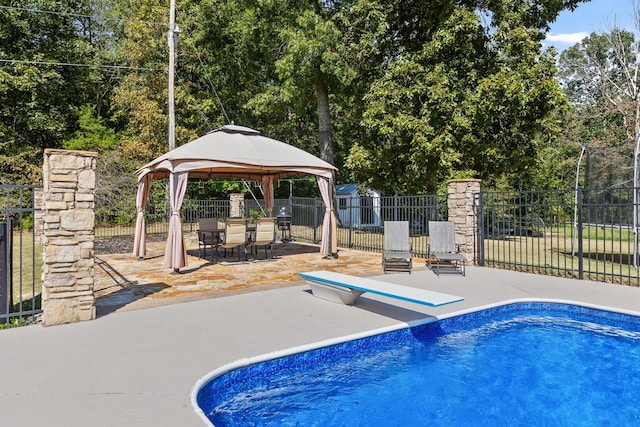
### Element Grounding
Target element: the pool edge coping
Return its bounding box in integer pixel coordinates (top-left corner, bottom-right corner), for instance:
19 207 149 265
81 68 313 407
189 297 640 426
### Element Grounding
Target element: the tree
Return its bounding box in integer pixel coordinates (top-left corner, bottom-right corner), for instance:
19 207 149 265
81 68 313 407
110 0 175 162
190 0 386 170
0 0 128 184
559 27 640 148
63 105 119 152
557 3 640 188
347 2 574 194
185 0 329 157
0 0 588 194
272 7 356 166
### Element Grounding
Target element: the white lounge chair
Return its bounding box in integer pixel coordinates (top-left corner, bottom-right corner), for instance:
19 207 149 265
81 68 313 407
427 221 466 276
382 221 412 274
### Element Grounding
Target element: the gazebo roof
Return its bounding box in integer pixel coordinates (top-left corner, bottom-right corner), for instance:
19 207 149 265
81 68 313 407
137 125 336 181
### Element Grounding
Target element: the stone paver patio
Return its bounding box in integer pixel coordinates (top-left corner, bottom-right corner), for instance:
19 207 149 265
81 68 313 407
94 232 392 314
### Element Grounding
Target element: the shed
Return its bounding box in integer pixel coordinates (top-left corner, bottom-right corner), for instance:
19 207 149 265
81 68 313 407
336 183 382 228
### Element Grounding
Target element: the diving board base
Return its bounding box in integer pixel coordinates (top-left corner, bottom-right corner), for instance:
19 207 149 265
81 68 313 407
307 281 364 305
300 270 463 307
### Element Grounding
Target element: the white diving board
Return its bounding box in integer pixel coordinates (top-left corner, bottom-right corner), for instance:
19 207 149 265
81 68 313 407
300 270 463 307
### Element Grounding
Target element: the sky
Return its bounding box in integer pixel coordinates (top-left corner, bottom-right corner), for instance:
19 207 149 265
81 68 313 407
543 0 637 51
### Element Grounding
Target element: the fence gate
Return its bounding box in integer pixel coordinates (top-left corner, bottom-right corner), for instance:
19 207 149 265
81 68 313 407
0 185 42 327
0 219 11 317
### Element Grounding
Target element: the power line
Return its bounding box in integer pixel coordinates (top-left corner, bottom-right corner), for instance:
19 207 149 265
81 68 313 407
0 4 92 18
0 5 166 27
0 5 165 72
175 71 216 131
195 53 231 125
179 27 231 125
0 58 156 71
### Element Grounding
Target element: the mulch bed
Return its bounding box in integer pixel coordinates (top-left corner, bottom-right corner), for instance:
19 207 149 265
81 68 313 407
95 234 167 255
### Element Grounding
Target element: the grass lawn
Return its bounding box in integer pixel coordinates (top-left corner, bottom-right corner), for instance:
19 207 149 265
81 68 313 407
483 226 640 285
7 231 42 313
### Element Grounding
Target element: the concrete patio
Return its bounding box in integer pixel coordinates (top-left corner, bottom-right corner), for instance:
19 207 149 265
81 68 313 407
3 241 640 426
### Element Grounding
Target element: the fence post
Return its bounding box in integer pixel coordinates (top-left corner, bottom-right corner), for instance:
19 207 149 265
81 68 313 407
475 191 485 266
348 197 353 248
393 195 398 221
313 197 318 243
577 188 584 279
41 149 98 326
229 193 244 218
447 179 482 263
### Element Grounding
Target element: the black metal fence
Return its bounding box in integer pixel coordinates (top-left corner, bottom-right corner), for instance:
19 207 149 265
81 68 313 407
0 185 42 327
94 183 640 287
477 187 640 285
333 194 441 256
97 194 443 257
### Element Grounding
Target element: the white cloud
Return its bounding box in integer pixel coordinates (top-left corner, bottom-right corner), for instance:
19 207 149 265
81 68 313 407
545 32 590 44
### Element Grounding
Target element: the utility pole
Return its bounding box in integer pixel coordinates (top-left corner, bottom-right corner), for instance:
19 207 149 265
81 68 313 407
168 0 178 151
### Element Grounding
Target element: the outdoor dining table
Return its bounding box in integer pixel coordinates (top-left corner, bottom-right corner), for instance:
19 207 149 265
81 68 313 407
198 223 258 260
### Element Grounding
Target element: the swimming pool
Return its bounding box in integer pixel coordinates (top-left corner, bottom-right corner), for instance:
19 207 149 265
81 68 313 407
193 302 640 426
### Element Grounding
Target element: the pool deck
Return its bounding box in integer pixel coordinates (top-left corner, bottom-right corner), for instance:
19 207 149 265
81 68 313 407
3 264 640 426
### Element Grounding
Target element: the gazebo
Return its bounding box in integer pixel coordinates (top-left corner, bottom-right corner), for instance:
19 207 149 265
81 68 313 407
132 124 338 271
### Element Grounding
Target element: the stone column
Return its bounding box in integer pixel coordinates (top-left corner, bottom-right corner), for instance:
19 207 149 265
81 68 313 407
229 193 244 218
447 179 481 263
41 149 98 326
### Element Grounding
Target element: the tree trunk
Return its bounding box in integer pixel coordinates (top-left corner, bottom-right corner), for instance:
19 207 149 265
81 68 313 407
316 81 334 166
316 79 342 236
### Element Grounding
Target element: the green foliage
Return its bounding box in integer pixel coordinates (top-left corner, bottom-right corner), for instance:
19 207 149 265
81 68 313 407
19 215 33 232
247 208 263 222
348 4 568 193
185 179 248 201
557 26 640 190
63 105 119 152
94 151 139 226
0 317 28 330
0 0 127 184
0 0 591 196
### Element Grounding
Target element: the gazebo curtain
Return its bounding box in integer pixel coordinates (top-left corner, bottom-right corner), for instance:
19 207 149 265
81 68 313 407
164 171 189 269
262 175 275 217
318 176 337 257
132 174 152 258
134 125 338 270
133 173 337 269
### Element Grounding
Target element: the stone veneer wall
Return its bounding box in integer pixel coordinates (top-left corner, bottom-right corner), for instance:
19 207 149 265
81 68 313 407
447 179 481 262
41 149 98 326
229 193 245 218
33 189 44 246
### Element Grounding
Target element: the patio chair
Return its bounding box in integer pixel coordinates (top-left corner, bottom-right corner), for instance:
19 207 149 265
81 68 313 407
218 218 248 262
247 217 276 259
197 217 220 262
382 221 412 274
427 221 466 276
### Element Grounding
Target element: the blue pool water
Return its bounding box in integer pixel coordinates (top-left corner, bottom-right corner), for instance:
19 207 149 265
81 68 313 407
196 303 640 426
